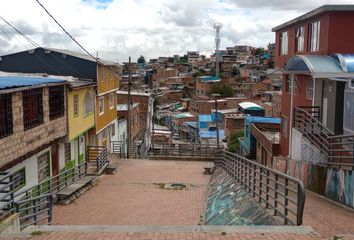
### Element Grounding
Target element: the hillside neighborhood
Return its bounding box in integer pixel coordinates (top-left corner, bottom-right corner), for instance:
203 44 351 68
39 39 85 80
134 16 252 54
0 3 354 240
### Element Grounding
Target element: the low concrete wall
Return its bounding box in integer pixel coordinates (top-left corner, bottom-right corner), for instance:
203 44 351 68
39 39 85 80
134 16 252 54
0 213 20 234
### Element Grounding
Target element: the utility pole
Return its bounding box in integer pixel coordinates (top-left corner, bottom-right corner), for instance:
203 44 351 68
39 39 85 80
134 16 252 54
214 23 222 78
211 93 221 149
127 56 131 159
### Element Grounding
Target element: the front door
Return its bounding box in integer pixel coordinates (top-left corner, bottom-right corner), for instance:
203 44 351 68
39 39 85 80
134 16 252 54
51 144 59 176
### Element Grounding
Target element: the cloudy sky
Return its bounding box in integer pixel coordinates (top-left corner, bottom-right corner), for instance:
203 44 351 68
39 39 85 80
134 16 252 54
0 0 353 63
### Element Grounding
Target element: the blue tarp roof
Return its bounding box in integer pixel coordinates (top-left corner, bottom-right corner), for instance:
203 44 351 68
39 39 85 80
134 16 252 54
0 75 66 90
245 116 281 124
200 130 225 139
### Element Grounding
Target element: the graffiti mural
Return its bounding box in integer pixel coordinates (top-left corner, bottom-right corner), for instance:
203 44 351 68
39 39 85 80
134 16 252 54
204 168 274 225
326 168 354 208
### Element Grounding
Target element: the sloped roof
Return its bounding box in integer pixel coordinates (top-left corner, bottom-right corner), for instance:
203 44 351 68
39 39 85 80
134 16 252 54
0 73 67 91
239 102 264 110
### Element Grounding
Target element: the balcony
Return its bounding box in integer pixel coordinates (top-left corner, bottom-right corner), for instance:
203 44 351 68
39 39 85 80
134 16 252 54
294 106 354 167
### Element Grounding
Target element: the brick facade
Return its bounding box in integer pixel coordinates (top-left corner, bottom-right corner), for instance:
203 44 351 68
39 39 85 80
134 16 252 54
0 87 67 169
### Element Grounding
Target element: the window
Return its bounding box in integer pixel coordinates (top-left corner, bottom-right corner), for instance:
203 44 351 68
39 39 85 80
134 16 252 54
37 152 50 182
307 78 314 100
309 21 320 52
282 116 288 138
0 94 13 139
13 168 26 191
23 88 43 130
286 75 296 94
295 26 304 52
84 90 94 116
73 95 79 117
99 97 104 115
109 93 114 110
280 31 288 55
49 86 64 120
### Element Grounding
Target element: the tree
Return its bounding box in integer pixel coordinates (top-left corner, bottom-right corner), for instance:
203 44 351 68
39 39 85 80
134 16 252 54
254 47 265 56
227 130 244 153
209 82 234 98
137 55 146 64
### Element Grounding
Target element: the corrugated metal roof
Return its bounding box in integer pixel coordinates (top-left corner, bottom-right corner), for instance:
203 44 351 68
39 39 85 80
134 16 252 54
117 103 139 111
199 130 225 139
174 113 194 118
0 75 66 90
199 114 213 122
245 116 281 124
199 76 220 82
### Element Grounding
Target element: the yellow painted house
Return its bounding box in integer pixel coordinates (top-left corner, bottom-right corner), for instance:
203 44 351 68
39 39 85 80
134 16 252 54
63 79 96 170
95 63 120 148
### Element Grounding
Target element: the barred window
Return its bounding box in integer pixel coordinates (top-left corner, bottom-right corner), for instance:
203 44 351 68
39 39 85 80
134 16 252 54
49 86 65 120
0 94 13 139
23 88 43 130
73 95 79 117
13 168 26 191
38 152 50 182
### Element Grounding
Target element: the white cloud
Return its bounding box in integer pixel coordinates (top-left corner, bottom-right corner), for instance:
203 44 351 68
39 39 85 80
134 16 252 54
0 0 353 62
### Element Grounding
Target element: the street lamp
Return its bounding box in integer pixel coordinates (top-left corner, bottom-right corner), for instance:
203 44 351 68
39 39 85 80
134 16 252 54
211 93 221 149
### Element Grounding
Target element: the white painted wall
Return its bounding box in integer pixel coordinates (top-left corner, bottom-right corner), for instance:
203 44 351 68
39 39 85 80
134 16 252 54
58 143 65 170
291 128 302 161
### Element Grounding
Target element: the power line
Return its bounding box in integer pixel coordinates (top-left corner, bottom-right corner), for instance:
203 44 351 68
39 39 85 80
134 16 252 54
0 16 39 48
34 0 98 62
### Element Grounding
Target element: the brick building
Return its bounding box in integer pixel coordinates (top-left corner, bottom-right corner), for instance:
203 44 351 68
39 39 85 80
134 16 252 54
0 73 68 192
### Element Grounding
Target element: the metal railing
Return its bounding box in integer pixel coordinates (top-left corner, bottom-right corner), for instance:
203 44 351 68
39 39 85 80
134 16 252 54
111 141 126 157
294 106 332 157
14 163 87 200
150 142 222 158
87 146 108 172
215 150 306 226
15 194 53 230
294 106 354 166
328 134 354 166
0 172 14 218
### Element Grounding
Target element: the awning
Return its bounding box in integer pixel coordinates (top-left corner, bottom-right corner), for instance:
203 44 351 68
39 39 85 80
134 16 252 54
333 53 354 73
284 55 354 78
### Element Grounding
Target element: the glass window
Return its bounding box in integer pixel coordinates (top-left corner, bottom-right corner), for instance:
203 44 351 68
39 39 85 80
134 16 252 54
307 78 314 100
73 95 79 117
295 26 304 52
49 86 64 120
282 116 288 138
23 88 43 130
0 94 13 139
309 21 320 52
37 152 50 182
13 168 26 191
109 93 114 109
280 31 288 55
99 97 104 115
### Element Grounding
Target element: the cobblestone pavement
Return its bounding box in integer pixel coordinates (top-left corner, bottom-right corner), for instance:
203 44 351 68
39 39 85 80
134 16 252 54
51 159 211 225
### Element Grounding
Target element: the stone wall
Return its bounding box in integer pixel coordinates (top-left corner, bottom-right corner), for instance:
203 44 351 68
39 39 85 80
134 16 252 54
0 87 67 169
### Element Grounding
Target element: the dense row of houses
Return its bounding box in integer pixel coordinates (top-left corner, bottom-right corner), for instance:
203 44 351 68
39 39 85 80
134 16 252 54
0 47 120 193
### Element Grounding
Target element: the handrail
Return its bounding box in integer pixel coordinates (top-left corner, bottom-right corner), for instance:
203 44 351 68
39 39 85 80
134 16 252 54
215 150 306 226
0 172 14 217
87 146 108 172
14 162 87 199
15 193 53 230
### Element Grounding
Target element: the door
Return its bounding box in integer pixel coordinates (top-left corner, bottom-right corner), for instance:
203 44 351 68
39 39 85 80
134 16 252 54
51 144 59 177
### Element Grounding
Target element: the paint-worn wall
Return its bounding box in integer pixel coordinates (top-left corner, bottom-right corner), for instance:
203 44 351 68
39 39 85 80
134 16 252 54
326 169 354 208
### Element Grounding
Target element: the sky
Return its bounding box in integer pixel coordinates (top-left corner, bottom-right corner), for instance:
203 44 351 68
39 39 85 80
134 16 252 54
0 0 353 63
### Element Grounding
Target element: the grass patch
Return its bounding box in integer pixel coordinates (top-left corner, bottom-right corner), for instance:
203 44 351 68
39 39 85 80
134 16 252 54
31 231 46 237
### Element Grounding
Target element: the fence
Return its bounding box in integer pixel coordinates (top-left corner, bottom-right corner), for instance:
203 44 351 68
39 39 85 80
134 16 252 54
215 150 306 226
0 172 14 219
